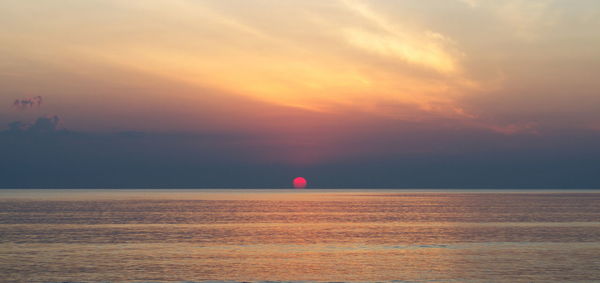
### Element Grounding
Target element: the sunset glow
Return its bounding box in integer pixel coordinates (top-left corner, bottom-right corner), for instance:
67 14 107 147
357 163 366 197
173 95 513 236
2 0 600 188
293 177 308 189
2 2 600 282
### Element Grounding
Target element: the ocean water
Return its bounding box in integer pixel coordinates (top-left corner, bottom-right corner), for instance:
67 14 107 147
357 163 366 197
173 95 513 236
1 189 599 282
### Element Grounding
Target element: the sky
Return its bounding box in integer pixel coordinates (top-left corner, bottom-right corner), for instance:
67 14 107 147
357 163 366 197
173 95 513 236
1 0 600 188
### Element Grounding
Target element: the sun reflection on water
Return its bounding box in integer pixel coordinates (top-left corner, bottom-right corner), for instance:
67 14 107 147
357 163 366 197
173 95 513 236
1 190 600 282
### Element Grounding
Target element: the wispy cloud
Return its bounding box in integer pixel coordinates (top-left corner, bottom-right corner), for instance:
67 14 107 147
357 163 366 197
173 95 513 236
2 0 600 147
339 0 459 73
13 96 42 110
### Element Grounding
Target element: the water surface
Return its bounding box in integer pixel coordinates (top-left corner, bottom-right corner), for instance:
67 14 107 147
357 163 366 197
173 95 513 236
1 189 599 282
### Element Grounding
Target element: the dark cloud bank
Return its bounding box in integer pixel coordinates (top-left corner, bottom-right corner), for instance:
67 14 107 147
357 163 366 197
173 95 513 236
2 117 600 189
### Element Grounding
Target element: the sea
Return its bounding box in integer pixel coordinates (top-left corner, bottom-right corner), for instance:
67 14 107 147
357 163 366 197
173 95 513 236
1 189 599 282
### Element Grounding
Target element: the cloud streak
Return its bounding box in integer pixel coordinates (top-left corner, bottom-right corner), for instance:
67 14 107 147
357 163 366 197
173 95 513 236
340 0 459 73
13 96 42 110
1 120 600 188
8 115 62 133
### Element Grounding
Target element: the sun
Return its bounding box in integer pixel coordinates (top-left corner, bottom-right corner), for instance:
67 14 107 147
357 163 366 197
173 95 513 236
293 177 307 189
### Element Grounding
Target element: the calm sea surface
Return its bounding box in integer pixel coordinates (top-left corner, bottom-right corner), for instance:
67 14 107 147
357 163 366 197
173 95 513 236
1 189 599 282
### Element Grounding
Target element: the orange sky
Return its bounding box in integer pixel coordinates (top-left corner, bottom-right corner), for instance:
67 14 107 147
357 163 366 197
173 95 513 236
2 0 600 164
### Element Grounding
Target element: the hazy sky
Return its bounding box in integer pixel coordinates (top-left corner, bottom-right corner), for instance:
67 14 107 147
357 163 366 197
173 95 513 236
1 0 600 187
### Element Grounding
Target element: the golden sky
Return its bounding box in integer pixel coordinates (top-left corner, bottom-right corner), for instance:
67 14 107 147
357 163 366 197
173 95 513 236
2 0 600 163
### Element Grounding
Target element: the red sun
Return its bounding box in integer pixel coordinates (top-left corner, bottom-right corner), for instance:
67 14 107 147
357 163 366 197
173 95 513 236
293 177 307 189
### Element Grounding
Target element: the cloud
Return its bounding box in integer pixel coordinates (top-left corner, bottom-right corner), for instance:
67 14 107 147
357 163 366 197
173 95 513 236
340 0 459 73
7 121 29 132
2 0 599 152
343 28 458 73
6 115 62 133
13 96 42 110
458 0 479 8
1 121 600 188
40 0 477 121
